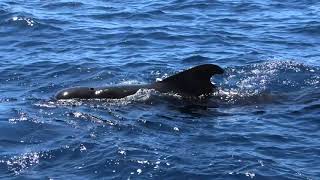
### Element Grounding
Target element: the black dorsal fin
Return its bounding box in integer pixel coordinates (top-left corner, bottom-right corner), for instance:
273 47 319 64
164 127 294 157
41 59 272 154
156 64 224 96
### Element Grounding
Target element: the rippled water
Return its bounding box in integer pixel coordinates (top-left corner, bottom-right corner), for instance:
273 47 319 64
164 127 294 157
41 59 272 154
0 0 320 179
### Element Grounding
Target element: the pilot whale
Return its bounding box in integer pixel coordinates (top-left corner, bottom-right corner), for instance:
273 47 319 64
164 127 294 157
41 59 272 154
55 64 224 100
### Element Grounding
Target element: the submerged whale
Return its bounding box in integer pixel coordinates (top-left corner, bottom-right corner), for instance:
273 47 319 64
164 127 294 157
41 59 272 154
55 64 224 100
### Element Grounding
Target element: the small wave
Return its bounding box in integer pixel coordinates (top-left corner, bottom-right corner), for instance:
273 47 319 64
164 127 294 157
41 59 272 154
8 110 43 124
3 15 62 32
88 11 161 21
182 55 211 63
14 41 48 48
111 38 152 47
223 61 319 89
303 103 320 111
0 8 13 23
68 111 117 126
215 60 320 105
0 98 17 103
88 12 132 20
41 2 84 9
144 10 165 15
124 31 173 40
1 152 40 175
123 61 151 68
117 80 144 85
0 143 93 175
289 22 320 35
233 2 266 12
163 2 212 11
137 118 181 133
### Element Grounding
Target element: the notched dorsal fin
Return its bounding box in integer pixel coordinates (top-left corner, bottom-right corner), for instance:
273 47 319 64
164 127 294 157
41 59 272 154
159 64 224 96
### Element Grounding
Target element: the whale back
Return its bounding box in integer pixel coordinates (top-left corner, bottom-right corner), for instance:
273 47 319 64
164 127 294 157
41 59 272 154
55 64 224 100
153 64 224 96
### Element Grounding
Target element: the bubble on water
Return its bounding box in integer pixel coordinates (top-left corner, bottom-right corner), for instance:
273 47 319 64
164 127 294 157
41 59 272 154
79 144 87 152
245 172 255 178
118 80 143 85
8 111 42 124
2 152 41 175
12 16 35 26
137 160 149 164
258 160 264 167
118 149 126 155
8 113 28 123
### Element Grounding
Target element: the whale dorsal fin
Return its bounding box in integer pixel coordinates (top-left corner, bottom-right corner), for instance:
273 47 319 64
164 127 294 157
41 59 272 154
156 64 224 96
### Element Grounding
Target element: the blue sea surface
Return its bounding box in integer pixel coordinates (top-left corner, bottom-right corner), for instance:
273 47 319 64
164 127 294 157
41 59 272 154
0 0 320 179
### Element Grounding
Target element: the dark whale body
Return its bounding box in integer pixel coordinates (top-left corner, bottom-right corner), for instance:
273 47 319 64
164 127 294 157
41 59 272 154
55 64 224 100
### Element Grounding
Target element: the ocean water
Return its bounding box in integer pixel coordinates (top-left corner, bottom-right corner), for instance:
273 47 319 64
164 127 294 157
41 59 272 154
0 0 320 179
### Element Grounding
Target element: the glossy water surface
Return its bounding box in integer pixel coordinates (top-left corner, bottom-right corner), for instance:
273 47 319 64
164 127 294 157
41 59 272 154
0 0 320 179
